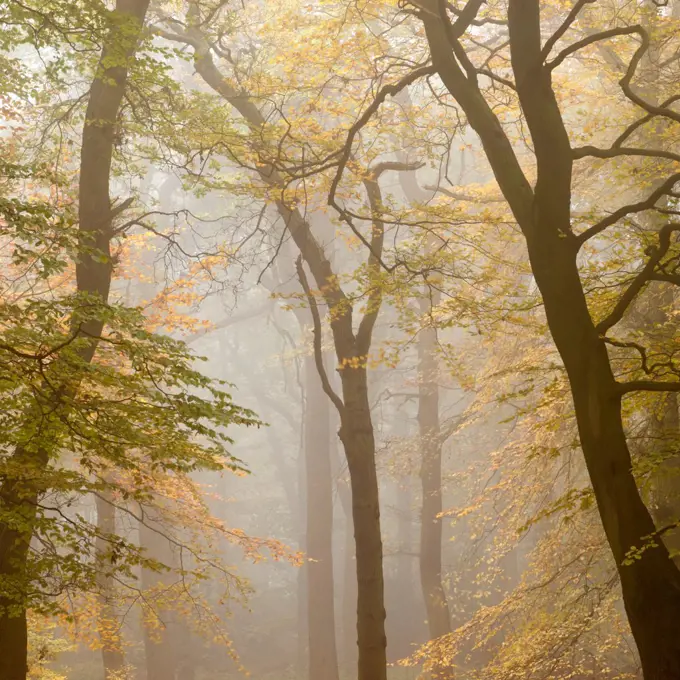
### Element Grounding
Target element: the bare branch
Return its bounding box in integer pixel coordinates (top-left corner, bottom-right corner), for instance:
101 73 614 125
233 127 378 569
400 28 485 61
618 380 680 395
612 94 680 148
425 183 505 203
438 413 467 445
547 25 642 71
651 273 680 286
540 0 595 63
450 0 485 38
328 64 435 248
619 27 680 127
603 337 651 374
573 145 680 165
355 161 422 354
478 68 517 90
296 257 345 415
577 173 680 246
443 0 506 26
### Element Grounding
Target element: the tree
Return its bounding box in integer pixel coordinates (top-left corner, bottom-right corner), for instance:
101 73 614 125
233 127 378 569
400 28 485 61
0 2 151 674
336 0 680 674
152 7 425 677
0 3 260 677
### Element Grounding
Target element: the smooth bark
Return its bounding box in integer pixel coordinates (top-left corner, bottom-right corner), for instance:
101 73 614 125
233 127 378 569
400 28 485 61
336 367 387 680
303 354 340 680
96 494 126 679
417 295 453 646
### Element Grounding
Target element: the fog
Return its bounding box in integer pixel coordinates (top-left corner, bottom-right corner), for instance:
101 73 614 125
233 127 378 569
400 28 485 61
2 1 680 679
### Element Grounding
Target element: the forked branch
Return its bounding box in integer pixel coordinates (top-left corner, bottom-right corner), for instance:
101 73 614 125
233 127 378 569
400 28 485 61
355 161 422 353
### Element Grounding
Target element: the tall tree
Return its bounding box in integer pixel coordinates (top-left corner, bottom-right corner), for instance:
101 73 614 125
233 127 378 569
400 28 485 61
337 0 680 675
396 154 456 661
0 2 150 676
153 10 419 678
96 493 126 679
416 289 453 650
301 352 340 680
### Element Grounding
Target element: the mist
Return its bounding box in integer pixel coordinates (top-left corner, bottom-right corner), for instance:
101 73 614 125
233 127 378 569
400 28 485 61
1 1 680 679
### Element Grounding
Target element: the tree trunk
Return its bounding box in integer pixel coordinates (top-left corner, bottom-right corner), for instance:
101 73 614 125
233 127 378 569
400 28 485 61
304 355 341 680
335 443 358 674
529 234 680 678
139 520 179 680
419 2 680 673
187 22 392 679
417 296 452 648
341 510 358 673
337 367 387 680
0 3 149 677
0 450 38 680
96 494 126 679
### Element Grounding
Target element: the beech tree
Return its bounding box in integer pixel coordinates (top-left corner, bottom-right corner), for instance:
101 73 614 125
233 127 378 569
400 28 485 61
0 3 260 678
329 0 680 675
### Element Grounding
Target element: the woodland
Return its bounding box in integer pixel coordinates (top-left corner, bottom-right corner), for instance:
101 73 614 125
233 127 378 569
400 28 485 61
1 0 680 679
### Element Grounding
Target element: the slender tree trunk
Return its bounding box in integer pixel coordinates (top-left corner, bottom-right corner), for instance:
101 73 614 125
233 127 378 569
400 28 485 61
304 355 341 680
417 296 452 648
296 344 308 680
337 367 387 680
334 442 358 674
96 494 126 679
387 475 421 662
342 511 358 674
139 519 179 680
297 449 308 680
0 4 148 677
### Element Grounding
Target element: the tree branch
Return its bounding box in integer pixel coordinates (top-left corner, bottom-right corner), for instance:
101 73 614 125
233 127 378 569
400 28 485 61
619 27 680 127
596 223 680 333
327 64 435 265
356 161 422 354
573 145 680 165
547 25 643 71
618 380 680 395
540 0 595 63
296 256 345 416
577 173 680 246
603 337 651 374
612 94 680 148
